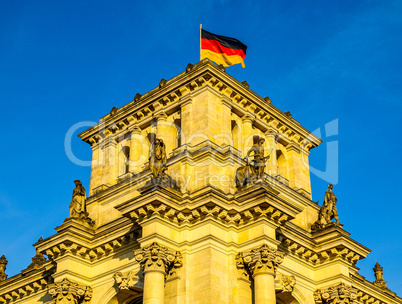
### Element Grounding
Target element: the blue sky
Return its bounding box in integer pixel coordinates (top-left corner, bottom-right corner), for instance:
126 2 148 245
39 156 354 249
1 0 401 295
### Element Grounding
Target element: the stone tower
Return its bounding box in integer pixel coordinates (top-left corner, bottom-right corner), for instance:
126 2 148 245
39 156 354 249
0 59 400 304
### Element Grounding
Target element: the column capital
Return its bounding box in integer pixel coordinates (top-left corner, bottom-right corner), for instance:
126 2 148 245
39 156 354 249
265 127 278 137
237 244 284 278
314 283 357 304
134 242 182 276
154 111 168 122
128 123 141 135
242 113 255 124
48 278 92 304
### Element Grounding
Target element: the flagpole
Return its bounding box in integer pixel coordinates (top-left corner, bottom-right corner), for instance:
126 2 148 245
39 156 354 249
200 24 202 61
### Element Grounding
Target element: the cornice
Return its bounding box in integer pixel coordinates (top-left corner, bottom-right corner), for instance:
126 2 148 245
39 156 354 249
0 263 54 303
78 59 321 151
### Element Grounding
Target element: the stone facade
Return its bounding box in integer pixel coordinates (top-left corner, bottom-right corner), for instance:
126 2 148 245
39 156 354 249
0 59 401 304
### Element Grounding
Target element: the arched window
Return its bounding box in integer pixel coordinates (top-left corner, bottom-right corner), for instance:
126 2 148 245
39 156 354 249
128 296 143 304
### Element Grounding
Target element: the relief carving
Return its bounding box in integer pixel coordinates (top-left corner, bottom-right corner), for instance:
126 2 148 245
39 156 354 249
314 283 357 304
275 273 296 292
48 278 92 304
114 271 137 290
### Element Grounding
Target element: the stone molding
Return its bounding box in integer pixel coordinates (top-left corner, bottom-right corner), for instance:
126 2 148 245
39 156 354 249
0 277 51 303
279 236 363 266
79 61 321 152
126 201 290 227
314 283 357 304
237 244 284 278
43 231 140 263
48 278 92 304
134 242 182 277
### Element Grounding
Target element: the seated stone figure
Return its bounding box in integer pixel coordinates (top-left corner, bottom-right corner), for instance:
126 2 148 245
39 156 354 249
235 135 270 187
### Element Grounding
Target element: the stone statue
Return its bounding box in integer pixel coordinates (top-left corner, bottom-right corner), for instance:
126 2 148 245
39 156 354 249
149 138 167 178
66 180 94 225
235 135 270 187
373 262 389 290
69 180 87 219
0 255 7 281
312 184 342 231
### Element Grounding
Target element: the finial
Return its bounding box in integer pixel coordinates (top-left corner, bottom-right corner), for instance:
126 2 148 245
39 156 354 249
373 262 389 290
0 255 8 281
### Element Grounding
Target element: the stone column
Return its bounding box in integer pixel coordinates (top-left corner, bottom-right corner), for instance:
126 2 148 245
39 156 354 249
155 111 176 156
102 132 118 186
237 244 284 304
134 242 182 304
219 97 232 147
241 114 254 156
129 124 145 174
265 128 278 177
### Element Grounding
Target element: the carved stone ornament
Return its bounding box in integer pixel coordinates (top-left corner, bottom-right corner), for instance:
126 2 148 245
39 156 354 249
134 93 142 102
159 78 167 88
185 63 194 73
275 273 296 293
114 271 136 290
314 283 357 304
237 244 284 277
134 242 182 276
373 262 390 290
27 248 46 269
48 278 92 304
0 255 7 281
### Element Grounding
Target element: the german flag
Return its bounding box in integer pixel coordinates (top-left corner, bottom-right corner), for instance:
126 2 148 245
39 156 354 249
201 29 247 68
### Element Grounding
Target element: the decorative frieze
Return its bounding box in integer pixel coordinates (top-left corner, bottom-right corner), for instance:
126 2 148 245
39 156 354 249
237 244 284 277
43 231 139 262
314 283 357 304
127 201 290 227
279 236 362 265
134 242 182 276
48 278 92 304
0 277 51 303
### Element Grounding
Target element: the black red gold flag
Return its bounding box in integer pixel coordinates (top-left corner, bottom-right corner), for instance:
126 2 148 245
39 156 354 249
201 29 247 68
